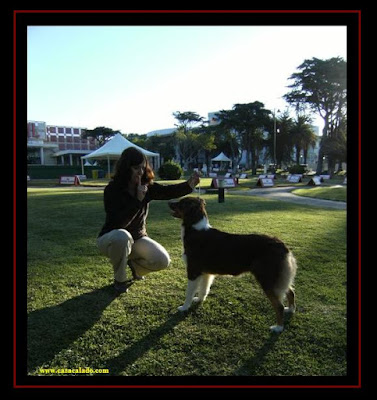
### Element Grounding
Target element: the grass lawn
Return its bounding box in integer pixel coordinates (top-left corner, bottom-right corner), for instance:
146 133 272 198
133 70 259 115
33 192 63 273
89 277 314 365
27 185 347 379
292 186 347 202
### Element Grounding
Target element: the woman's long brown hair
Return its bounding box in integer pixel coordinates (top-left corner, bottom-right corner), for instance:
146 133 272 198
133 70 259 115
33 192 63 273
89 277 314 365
112 147 154 186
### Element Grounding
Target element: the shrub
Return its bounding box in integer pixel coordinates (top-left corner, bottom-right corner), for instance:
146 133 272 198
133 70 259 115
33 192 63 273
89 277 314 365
158 161 183 180
288 164 308 175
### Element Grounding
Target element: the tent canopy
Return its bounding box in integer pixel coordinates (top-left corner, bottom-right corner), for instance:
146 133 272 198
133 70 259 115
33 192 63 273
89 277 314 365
81 133 159 160
80 133 159 176
211 152 231 162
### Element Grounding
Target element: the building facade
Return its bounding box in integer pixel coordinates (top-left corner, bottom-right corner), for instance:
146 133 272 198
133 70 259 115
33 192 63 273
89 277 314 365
27 121 99 166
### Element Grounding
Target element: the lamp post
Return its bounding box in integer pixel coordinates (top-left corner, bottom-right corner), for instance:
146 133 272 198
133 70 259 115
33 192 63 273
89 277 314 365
273 109 280 172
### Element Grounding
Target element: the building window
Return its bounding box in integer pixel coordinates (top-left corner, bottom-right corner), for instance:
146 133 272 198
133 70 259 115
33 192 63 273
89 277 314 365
58 127 64 134
81 140 88 150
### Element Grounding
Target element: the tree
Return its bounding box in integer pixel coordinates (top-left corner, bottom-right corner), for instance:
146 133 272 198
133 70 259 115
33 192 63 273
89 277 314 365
284 57 347 174
82 126 119 146
172 111 204 133
275 112 294 168
217 102 270 174
173 128 201 169
125 133 147 148
210 123 240 171
194 125 217 168
321 116 347 171
145 135 176 163
262 111 294 169
172 111 204 169
290 115 317 165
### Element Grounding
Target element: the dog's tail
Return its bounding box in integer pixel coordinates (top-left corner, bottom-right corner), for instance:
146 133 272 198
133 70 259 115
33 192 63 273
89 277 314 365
274 251 297 301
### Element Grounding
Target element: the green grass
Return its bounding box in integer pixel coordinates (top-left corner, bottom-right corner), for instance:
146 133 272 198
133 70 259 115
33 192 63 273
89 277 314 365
27 186 347 378
292 186 347 202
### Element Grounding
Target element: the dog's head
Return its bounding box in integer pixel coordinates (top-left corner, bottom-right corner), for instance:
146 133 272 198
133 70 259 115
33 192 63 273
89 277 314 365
168 197 207 227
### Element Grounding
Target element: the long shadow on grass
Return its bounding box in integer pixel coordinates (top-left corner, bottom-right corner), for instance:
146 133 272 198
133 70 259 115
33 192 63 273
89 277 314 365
234 334 280 376
102 311 187 376
27 284 122 373
233 312 294 376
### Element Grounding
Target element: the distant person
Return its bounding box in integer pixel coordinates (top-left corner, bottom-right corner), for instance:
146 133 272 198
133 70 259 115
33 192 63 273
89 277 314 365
202 163 208 177
97 147 200 294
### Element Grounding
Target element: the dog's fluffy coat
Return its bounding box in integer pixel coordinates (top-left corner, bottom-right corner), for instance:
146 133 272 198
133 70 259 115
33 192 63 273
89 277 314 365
169 197 297 333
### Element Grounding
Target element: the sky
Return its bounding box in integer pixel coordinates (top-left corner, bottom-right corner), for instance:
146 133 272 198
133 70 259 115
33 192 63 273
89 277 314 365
27 25 347 135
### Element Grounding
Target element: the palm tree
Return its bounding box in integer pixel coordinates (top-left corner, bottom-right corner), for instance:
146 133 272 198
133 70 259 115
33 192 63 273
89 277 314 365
217 102 270 174
290 115 317 165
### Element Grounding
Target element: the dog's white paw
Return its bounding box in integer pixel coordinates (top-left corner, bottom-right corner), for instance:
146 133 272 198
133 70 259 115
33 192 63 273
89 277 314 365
284 306 296 314
178 305 189 312
270 325 284 334
192 297 201 303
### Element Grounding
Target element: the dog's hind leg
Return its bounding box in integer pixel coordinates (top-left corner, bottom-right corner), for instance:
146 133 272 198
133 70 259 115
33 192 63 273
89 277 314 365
194 274 215 303
284 287 296 313
265 290 285 333
178 276 202 312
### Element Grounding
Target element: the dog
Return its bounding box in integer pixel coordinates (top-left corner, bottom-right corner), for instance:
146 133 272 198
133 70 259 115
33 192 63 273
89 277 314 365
168 196 297 333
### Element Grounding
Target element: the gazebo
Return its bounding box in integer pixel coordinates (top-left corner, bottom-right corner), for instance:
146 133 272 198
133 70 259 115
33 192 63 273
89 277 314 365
81 133 160 177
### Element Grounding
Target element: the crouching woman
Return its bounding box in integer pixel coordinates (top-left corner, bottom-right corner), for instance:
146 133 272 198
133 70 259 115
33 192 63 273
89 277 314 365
97 147 199 294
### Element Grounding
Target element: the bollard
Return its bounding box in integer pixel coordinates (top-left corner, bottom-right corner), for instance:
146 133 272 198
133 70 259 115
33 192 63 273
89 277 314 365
218 187 225 203
218 178 225 203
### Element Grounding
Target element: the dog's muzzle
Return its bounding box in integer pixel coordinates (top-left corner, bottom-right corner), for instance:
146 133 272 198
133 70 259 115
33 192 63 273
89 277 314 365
168 200 182 218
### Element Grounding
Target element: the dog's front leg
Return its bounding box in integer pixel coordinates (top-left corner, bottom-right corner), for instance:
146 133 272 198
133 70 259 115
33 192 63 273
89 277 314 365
178 277 201 312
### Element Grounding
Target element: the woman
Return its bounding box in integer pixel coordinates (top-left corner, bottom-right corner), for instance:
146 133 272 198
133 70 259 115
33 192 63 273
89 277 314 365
97 147 200 294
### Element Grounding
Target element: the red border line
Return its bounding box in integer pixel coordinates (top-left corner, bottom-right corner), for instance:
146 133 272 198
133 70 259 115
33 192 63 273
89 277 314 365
14 384 362 389
14 9 361 14
13 9 17 390
358 10 362 388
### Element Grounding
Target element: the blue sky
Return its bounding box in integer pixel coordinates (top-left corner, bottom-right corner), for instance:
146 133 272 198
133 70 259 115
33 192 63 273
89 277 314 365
27 25 347 134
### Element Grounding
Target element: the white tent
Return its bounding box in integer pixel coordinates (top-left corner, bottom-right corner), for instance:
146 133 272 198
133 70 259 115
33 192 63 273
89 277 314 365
211 152 232 171
81 133 160 176
211 152 232 162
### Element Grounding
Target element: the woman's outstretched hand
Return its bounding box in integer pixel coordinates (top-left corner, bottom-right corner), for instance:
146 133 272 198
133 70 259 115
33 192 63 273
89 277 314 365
187 171 200 189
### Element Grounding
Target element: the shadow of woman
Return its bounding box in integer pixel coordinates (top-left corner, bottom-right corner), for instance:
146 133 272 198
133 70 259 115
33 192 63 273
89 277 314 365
27 284 123 373
102 311 187 376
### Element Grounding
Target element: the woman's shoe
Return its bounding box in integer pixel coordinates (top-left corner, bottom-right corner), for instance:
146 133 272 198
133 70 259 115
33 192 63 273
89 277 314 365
114 279 129 294
128 260 145 281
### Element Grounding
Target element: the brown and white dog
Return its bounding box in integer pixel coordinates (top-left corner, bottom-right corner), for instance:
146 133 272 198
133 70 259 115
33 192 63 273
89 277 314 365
168 197 297 333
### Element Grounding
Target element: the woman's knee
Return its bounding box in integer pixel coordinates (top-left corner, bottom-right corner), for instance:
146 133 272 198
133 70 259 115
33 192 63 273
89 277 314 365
149 241 171 270
98 229 133 257
113 230 134 253
111 229 133 245
157 251 171 270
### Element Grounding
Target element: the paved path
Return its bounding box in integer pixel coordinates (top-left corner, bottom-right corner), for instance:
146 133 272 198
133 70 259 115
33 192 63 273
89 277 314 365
228 186 346 210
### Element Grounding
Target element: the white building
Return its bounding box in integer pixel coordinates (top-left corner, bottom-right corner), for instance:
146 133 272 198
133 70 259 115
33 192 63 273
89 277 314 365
146 128 176 137
27 121 99 166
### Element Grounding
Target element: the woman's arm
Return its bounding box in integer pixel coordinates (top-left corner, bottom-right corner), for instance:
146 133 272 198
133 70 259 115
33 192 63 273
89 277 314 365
148 172 200 201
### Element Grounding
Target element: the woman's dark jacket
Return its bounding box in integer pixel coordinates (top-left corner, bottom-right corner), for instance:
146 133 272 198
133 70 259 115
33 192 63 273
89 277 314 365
98 180 193 240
